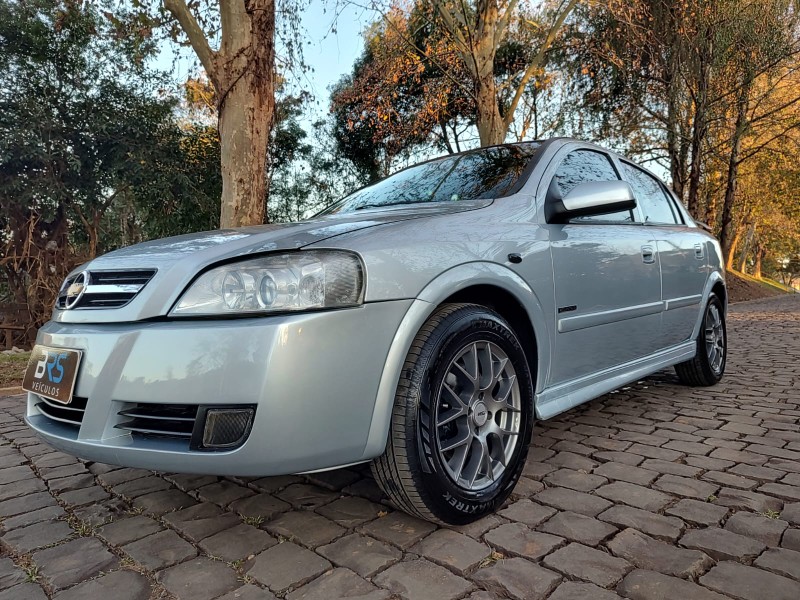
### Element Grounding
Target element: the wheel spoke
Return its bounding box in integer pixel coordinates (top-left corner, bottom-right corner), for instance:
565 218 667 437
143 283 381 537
440 429 471 452
437 405 467 427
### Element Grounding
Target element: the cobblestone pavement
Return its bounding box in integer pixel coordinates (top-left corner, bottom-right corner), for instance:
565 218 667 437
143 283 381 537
1 295 799 600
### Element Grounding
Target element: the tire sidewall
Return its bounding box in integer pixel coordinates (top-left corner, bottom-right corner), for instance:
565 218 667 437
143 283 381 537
412 309 534 524
699 294 726 381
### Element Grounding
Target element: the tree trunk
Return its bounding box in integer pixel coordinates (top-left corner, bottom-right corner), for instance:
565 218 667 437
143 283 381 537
725 227 743 271
753 246 765 278
686 105 706 218
475 75 505 146
164 0 276 229
720 83 749 266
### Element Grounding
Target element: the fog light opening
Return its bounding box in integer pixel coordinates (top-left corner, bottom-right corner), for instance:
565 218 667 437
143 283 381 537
198 407 255 450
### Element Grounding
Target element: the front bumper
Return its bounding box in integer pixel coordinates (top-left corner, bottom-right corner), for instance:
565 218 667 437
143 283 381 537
26 300 414 475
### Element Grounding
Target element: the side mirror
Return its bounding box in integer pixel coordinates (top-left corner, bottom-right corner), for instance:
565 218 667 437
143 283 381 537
545 179 637 223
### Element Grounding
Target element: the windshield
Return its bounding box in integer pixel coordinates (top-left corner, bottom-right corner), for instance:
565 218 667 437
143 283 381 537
321 143 541 215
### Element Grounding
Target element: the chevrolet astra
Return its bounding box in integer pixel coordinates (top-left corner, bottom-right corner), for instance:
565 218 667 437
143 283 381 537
24 138 727 524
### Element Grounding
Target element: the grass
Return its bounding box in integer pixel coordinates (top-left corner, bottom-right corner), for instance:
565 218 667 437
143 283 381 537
735 270 794 293
0 352 29 388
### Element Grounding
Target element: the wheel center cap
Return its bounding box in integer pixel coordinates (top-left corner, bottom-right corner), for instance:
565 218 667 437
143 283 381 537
471 401 489 427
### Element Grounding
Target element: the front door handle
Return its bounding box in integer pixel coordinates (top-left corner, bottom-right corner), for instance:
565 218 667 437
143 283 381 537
641 245 656 264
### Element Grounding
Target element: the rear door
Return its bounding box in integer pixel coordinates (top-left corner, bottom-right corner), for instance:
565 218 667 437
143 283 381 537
618 160 708 347
546 149 663 386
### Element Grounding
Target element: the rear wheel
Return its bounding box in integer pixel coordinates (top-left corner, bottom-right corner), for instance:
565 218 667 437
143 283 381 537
675 293 726 386
371 303 535 525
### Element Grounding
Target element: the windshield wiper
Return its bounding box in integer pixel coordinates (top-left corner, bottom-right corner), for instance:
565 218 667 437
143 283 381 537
354 200 431 210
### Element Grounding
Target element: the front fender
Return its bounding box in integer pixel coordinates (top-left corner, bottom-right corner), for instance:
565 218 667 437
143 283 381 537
359 261 550 461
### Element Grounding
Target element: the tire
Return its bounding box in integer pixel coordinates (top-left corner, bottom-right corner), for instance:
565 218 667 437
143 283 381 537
371 303 535 525
675 293 726 386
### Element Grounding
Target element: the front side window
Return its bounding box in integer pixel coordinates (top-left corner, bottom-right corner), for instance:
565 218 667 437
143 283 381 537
321 143 541 215
622 162 679 224
553 149 634 223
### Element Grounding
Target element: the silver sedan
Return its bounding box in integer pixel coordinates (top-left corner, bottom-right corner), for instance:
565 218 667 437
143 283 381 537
24 138 727 524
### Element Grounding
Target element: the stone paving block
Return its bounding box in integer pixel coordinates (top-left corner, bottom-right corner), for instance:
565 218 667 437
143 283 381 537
359 512 436 550
53 568 151 600
318 533 401 577
542 542 632 588
32 536 118 591
728 463 785 482
0 491 56 517
666 499 729 526
592 451 644 466
163 502 240 541
544 468 608 492
535 487 613 516
607 528 713 578
700 561 800 600
38 463 88 481
754 547 800 581
472 557 561 600
215 584 277 600
714 487 783 513
373 558 472 600
164 473 218 492
132 489 195 516
449 513 505 538
97 467 151 487
1 505 64 531
246 542 331 593
48 474 95 493
510 476 545 498
57 485 110 507
303 469 361 491
625 444 684 462
0 465 34 484
595 482 672 512
0 583 47 600
724 511 788 546
549 581 622 600
538 510 618 546
617 569 728 600
545 451 598 472
497 499 556 527
196 481 255 505
680 527 766 561
96 515 162 546
287 568 390 600
522 460 558 480
0 557 26 591
701 470 759 490
316 496 383 528
0 478 46 501
158 557 241 600
112 475 172 498
653 474 718 500
410 529 490 574
784 528 800 551
198 523 276 561
598 505 684 542
781 502 800 524
593 461 658 485
228 493 290 521
0 519 73 552
484 522 564 560
123 529 197 570
265 510 345 548
758 483 800 502
276 484 338 510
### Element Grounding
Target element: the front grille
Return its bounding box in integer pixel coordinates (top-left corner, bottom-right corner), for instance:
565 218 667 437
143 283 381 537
56 269 156 310
116 404 199 440
35 395 88 428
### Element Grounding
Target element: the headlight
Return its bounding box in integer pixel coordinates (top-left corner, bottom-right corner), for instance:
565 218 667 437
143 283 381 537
170 251 364 316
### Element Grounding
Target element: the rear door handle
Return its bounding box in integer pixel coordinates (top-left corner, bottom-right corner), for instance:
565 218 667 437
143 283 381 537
641 245 656 264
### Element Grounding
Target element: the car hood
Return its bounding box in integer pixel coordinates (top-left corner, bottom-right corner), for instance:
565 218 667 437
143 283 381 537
55 200 489 323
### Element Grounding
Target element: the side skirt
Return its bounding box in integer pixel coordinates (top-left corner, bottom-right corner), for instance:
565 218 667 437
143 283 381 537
535 341 696 421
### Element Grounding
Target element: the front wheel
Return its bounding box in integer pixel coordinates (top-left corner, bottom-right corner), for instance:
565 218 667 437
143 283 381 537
371 303 535 525
675 293 726 386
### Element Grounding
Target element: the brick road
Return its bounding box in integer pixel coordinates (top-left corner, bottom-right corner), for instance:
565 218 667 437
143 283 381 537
1 295 799 600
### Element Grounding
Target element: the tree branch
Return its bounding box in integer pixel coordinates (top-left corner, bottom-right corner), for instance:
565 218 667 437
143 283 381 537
503 0 578 128
163 0 218 78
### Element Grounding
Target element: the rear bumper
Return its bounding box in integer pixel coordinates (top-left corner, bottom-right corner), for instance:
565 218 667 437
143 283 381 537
25 299 414 475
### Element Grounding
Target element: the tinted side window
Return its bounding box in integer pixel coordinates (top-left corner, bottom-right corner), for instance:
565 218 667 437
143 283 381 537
622 162 679 224
553 150 633 223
